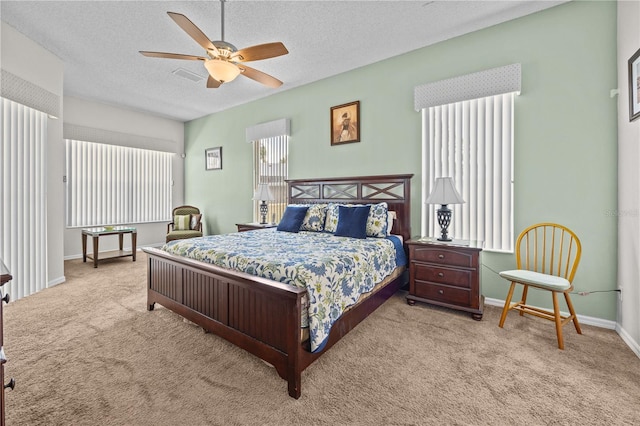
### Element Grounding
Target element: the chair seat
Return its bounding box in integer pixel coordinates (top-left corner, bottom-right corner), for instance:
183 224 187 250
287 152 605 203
166 230 203 242
499 269 571 291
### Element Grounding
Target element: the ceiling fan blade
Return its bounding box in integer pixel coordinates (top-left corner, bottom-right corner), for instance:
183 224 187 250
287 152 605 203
238 64 283 88
206 76 222 89
167 12 220 56
232 42 289 62
139 51 206 61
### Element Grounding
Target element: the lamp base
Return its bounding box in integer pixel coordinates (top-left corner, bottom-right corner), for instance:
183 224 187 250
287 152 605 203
436 204 453 241
259 201 268 224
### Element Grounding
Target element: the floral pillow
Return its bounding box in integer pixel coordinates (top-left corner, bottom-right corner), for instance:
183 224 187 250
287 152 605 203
324 203 340 233
300 204 328 232
366 202 389 238
324 202 389 237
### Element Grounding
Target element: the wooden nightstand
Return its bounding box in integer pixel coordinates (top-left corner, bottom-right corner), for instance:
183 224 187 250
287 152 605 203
236 222 277 232
406 238 483 320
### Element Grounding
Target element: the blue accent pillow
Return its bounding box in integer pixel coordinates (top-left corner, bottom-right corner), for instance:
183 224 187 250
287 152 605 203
334 205 371 239
277 206 309 233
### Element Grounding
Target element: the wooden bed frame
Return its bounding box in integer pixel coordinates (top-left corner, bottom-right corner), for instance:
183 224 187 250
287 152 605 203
143 174 413 398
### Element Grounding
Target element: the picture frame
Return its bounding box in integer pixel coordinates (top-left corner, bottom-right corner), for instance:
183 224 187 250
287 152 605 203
205 146 222 170
629 47 640 122
330 101 360 145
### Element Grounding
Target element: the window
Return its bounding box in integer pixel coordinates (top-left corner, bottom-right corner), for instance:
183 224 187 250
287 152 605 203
0 97 48 299
415 64 520 252
423 93 515 252
252 135 288 223
65 139 172 227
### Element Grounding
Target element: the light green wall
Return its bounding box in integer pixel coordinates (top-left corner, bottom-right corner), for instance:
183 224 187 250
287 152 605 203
185 1 618 320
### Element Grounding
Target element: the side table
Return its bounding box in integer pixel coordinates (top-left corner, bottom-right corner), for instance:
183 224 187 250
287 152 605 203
82 226 137 268
406 238 484 320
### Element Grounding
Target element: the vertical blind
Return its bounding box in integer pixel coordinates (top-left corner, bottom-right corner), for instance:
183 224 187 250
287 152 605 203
252 135 288 223
424 92 515 252
65 139 172 227
0 97 48 300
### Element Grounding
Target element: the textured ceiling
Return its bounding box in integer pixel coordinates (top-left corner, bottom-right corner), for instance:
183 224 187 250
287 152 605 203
0 1 565 122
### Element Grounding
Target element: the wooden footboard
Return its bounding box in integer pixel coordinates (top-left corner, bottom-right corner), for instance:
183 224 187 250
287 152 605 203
145 174 413 398
145 247 308 397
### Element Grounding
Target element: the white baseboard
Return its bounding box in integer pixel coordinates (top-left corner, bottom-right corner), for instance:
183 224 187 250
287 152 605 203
63 246 161 261
64 254 83 260
141 243 165 249
484 297 617 329
616 324 640 359
48 275 65 287
484 297 640 359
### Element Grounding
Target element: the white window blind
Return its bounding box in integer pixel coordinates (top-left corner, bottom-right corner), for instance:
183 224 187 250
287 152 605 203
1 97 48 300
65 140 172 227
423 92 515 252
252 135 288 223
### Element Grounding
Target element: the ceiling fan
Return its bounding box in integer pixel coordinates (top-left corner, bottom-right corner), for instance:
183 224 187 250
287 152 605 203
140 0 288 89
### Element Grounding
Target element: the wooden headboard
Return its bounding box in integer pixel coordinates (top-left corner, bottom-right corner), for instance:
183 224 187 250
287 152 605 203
286 174 413 242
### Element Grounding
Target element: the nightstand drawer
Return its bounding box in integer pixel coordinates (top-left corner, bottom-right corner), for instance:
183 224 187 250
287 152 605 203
410 246 474 268
412 264 471 288
413 281 470 306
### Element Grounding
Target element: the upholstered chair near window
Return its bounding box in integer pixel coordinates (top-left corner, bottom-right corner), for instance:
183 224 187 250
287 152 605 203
498 223 582 350
166 205 203 242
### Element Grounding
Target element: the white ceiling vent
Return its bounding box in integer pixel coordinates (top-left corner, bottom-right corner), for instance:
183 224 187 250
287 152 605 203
172 68 205 83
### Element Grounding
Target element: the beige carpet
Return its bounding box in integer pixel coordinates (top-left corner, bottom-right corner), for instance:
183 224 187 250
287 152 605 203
3 252 639 425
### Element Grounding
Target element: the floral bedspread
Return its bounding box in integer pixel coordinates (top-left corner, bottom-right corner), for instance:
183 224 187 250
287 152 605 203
162 229 402 352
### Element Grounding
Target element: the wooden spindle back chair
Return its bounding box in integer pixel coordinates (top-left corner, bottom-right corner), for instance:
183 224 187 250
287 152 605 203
498 223 582 349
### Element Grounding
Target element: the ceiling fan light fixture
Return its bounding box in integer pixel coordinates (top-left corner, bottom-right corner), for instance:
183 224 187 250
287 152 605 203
143 9 288 89
204 59 240 83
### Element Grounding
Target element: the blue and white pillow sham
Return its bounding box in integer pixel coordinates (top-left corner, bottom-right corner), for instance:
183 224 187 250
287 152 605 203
300 203 328 232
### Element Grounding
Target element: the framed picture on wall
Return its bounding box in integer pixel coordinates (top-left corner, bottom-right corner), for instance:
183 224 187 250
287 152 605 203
330 101 360 145
205 146 222 170
629 47 640 122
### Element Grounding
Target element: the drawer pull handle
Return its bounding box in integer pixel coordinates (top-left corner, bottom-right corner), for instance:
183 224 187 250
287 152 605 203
438 272 444 278
4 378 15 391
438 289 444 295
438 254 445 259
2 293 9 304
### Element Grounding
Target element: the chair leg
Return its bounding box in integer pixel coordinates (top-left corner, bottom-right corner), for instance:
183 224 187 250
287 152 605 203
564 291 582 335
499 282 517 328
519 284 529 316
552 291 564 350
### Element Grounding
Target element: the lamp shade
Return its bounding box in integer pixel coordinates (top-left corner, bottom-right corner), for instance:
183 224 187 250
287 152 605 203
252 183 275 201
204 59 240 83
425 177 465 205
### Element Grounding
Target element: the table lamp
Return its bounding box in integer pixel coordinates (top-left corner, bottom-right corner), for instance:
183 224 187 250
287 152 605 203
253 183 275 224
425 177 465 241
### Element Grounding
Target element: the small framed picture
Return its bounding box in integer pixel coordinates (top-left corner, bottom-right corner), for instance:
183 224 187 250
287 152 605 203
629 47 640 122
330 101 360 145
205 146 222 170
